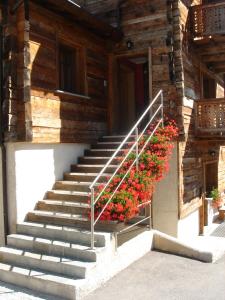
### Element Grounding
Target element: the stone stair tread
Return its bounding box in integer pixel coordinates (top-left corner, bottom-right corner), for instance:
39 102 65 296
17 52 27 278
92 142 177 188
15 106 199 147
80 156 114 159
8 234 99 253
0 261 80 286
76 164 118 167
55 181 102 186
0 246 96 269
103 135 128 138
29 210 89 221
38 199 90 208
17 222 108 248
64 172 111 176
88 149 122 151
17 221 108 237
95 141 130 145
48 190 90 196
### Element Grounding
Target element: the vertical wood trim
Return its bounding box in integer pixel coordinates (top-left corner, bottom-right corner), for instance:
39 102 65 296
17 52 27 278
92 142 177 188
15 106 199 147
148 47 153 102
199 162 206 234
108 54 114 134
55 32 59 90
83 48 88 96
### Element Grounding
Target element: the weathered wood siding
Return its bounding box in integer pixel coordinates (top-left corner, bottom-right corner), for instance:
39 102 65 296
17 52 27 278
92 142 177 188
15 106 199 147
178 0 225 217
29 3 108 143
218 146 225 193
1 2 28 142
86 0 225 219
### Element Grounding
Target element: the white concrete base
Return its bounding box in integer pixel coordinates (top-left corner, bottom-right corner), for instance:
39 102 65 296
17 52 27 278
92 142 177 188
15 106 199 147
152 143 179 237
177 209 200 240
6 143 88 233
76 230 154 299
153 230 213 263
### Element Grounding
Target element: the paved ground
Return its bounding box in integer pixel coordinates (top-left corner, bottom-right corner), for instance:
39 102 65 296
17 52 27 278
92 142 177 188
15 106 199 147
85 251 225 300
0 251 224 300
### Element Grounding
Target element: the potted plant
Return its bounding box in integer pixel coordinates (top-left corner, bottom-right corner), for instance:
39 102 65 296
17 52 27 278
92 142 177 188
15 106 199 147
210 188 223 209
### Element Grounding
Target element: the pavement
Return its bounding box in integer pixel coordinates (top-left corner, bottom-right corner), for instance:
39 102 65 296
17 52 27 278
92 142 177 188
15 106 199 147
85 251 225 300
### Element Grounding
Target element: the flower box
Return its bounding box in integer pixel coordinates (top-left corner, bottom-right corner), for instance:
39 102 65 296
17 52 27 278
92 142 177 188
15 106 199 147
205 197 219 225
95 220 127 232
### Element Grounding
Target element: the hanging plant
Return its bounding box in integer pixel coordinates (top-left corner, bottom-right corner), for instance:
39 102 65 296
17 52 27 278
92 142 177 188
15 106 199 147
90 121 179 222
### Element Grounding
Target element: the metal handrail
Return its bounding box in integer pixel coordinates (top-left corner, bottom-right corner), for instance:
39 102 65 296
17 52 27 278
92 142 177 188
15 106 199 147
89 90 164 249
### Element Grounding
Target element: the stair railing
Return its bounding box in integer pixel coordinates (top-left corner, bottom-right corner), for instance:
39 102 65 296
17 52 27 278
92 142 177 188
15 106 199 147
89 90 164 249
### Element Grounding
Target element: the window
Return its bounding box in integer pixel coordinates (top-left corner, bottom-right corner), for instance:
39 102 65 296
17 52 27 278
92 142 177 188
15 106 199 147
59 44 78 93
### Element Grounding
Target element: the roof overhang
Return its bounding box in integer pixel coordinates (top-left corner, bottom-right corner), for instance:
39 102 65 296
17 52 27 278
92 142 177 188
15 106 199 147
31 0 123 42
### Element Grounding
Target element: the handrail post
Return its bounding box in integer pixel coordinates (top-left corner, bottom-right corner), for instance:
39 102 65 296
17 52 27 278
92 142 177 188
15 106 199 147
90 187 95 249
161 92 164 127
135 127 139 171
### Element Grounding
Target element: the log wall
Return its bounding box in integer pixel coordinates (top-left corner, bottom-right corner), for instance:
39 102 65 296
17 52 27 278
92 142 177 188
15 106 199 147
4 1 110 144
86 0 225 219
29 3 109 143
178 0 225 217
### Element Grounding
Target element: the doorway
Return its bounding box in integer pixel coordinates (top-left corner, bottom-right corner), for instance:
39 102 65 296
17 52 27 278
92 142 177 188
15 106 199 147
115 55 149 134
202 74 216 99
202 161 218 228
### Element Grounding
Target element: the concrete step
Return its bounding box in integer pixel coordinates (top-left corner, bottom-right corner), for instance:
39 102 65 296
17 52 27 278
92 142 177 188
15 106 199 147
54 181 94 192
27 210 91 230
0 261 77 299
0 246 95 279
17 222 107 247
7 233 98 262
78 156 120 165
84 149 125 157
26 210 118 232
36 200 90 215
64 172 110 182
91 141 132 149
71 164 118 173
54 181 104 193
101 135 135 142
47 190 90 202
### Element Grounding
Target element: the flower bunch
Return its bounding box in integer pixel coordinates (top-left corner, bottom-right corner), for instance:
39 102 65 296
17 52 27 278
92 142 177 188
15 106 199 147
91 121 178 222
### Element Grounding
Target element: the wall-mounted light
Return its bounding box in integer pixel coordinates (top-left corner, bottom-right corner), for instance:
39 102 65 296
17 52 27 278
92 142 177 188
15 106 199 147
126 40 134 50
209 150 216 158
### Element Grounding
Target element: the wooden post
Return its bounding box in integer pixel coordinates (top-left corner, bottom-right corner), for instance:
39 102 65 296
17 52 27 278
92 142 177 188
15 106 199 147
148 47 153 103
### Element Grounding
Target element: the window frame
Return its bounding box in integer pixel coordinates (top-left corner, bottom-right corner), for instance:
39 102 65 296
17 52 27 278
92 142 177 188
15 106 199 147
57 39 86 96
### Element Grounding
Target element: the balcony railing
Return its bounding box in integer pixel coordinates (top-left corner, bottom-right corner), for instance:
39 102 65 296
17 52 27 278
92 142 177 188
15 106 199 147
190 3 225 38
195 98 225 137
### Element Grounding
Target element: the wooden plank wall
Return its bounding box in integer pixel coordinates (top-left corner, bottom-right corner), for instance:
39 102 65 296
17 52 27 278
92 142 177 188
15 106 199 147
2 2 27 142
218 146 225 193
86 0 225 219
178 0 225 217
24 2 109 143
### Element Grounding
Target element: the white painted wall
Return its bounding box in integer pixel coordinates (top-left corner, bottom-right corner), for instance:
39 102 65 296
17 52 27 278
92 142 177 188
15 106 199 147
177 209 200 241
152 142 179 237
0 149 5 245
6 142 88 233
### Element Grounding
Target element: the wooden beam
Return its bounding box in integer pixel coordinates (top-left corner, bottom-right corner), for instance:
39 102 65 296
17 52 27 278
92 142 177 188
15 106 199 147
202 53 225 63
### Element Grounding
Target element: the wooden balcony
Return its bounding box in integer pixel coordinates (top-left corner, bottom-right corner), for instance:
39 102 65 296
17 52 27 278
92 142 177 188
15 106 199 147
195 98 225 138
190 3 225 38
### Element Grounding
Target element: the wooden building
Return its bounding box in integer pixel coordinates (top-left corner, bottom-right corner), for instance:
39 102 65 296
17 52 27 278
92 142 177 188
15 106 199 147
0 0 225 297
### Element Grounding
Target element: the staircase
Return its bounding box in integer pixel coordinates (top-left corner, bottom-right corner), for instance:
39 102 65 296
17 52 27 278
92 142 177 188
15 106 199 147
0 135 154 300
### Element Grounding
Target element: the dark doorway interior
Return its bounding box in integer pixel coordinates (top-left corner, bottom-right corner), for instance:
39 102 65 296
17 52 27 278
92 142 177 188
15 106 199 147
115 56 149 133
205 162 218 196
202 75 216 99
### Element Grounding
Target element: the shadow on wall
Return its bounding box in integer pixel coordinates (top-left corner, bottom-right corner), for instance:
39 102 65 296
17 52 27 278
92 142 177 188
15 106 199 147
6 143 87 233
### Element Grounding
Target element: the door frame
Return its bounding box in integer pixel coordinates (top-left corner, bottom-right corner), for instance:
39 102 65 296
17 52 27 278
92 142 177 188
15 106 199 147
200 160 218 234
108 48 152 134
